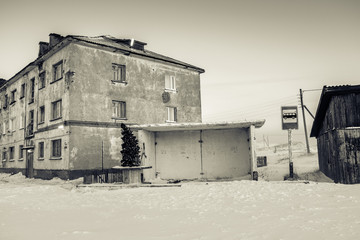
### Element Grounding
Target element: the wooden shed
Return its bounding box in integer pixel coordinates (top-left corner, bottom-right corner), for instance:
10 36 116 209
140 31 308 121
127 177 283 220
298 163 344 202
310 85 360 184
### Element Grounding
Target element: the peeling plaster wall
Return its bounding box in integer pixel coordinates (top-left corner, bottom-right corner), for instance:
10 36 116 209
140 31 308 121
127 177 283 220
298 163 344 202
0 43 72 172
137 130 156 181
68 43 202 124
69 126 123 170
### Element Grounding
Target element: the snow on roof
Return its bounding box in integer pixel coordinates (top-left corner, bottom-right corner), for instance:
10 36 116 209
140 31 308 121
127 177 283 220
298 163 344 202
130 120 265 132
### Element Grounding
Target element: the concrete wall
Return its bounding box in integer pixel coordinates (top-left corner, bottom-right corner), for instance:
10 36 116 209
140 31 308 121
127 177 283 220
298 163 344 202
202 129 250 179
0 39 203 179
68 43 202 124
0 42 72 172
68 125 122 170
138 128 252 181
137 130 156 181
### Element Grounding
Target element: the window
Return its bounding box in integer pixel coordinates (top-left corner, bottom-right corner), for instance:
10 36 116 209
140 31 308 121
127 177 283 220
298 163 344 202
51 100 62 120
10 89 16 104
19 113 24 129
19 145 24 160
165 75 176 92
20 83 25 99
166 107 177 122
2 122 6 135
9 146 15 161
29 78 35 103
2 151 6 162
3 94 8 109
9 117 16 132
112 100 126 119
38 142 44 159
39 72 46 89
39 106 45 124
27 110 34 137
51 139 61 158
112 64 126 83
53 61 63 82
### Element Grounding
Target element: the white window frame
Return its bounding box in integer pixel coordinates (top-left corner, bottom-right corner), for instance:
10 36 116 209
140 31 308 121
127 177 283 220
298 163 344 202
166 107 177 123
112 100 126 119
165 75 176 92
9 117 16 132
19 114 24 129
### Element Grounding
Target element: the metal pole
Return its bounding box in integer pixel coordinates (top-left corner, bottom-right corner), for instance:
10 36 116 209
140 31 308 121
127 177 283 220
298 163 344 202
300 89 311 153
101 141 104 172
288 129 293 178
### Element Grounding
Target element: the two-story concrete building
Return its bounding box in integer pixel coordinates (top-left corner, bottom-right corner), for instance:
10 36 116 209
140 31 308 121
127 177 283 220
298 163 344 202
0 33 204 179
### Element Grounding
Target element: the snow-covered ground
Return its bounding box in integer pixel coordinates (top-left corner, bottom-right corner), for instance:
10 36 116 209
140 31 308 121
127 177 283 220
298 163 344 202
1 144 360 240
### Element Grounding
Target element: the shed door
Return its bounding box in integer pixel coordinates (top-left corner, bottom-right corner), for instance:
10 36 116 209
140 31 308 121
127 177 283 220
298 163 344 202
156 131 201 179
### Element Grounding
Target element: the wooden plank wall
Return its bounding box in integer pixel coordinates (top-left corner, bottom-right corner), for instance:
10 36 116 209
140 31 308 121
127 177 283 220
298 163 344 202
317 93 360 184
317 129 360 184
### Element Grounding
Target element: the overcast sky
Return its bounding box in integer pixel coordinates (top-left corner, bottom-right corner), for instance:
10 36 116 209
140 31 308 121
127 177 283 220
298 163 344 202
1 0 360 144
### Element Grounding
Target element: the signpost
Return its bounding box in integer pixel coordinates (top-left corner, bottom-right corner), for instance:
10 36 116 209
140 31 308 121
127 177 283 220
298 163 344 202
281 106 298 178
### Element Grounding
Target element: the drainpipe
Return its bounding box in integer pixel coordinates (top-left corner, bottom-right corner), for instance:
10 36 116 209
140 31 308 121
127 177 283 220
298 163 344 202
199 130 204 177
154 132 158 178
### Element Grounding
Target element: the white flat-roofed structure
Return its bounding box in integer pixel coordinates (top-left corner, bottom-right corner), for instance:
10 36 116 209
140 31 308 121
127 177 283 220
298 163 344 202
131 120 265 181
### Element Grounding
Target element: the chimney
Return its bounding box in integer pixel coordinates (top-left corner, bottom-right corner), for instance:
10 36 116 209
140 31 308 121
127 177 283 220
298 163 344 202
0 78 7 88
38 42 50 57
49 33 64 48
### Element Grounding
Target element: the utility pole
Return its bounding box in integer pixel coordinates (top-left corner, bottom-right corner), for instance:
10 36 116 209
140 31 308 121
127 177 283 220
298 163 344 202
299 89 311 154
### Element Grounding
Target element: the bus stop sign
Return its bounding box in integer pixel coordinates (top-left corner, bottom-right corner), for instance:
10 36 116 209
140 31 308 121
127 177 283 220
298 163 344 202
281 106 298 130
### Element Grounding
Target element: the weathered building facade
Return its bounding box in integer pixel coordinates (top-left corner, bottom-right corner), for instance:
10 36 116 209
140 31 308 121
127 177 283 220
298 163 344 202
311 85 360 184
0 33 204 179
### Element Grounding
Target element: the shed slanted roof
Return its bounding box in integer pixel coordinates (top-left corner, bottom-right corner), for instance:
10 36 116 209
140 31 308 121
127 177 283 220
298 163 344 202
131 120 265 132
310 85 360 137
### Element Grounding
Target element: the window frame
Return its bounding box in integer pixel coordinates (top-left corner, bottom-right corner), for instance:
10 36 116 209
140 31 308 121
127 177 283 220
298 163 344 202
19 145 24 160
39 71 46 89
29 78 35 104
112 100 127 119
20 83 25 99
9 117 16 133
2 151 7 162
10 89 16 104
165 75 176 92
19 113 25 130
112 63 126 83
166 106 177 123
52 60 63 83
38 142 45 160
51 99 62 121
9 146 15 161
51 139 62 159
38 105 45 124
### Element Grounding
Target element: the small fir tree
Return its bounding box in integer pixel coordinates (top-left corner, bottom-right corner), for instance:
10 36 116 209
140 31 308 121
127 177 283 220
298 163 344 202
120 123 141 167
